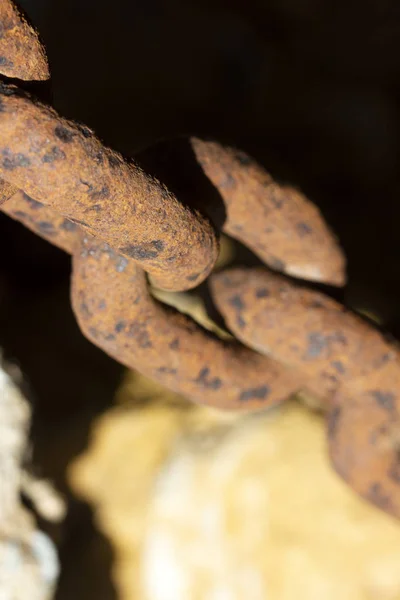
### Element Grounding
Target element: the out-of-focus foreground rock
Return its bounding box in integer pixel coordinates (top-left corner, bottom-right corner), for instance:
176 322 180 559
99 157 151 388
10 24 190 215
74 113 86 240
70 373 400 600
0 361 63 600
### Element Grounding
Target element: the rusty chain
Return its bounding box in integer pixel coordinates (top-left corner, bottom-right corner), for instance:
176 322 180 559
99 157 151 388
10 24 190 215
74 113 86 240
1 0 400 521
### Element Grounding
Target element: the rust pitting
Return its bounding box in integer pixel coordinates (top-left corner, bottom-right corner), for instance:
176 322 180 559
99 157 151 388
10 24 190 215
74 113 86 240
0 0 49 81
0 0 50 208
0 86 219 291
211 266 400 519
191 137 346 287
2 26 400 521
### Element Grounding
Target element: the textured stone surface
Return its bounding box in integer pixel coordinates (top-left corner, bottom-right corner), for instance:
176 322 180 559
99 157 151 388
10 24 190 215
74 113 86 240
70 373 400 600
0 362 61 600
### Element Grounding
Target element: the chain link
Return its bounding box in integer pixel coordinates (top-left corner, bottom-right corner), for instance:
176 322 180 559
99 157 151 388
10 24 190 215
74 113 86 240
1 0 400 521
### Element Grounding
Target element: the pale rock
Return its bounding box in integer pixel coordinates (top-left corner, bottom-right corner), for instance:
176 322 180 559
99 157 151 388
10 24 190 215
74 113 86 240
70 372 400 600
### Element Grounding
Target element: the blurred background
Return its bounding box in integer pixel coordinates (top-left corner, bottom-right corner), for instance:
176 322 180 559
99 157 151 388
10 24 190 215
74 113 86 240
1 0 400 598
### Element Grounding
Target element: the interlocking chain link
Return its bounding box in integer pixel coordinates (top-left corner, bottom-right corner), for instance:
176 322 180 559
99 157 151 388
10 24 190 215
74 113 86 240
1 0 400 521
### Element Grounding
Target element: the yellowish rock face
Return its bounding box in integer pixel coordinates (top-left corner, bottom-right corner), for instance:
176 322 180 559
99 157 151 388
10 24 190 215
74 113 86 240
69 374 400 600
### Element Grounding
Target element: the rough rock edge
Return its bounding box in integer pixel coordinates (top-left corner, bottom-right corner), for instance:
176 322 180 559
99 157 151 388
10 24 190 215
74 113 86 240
0 357 62 600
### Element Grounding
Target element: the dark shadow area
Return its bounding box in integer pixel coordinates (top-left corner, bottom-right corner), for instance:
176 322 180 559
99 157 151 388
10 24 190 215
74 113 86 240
1 0 400 597
137 138 227 231
55 501 117 600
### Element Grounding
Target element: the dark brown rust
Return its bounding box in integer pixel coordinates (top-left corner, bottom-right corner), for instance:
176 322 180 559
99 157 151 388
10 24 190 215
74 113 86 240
211 266 400 518
1 194 303 410
1 189 78 253
0 176 16 204
328 368 400 519
6 195 400 518
1 61 399 520
0 84 219 291
211 267 396 400
192 138 346 287
0 0 50 203
0 0 49 81
72 236 302 411
0 74 345 292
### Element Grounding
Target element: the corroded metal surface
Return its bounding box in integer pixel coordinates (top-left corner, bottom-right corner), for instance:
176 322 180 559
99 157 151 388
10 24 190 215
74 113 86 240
0 194 302 409
0 177 16 205
0 196 303 409
6 192 400 519
192 138 346 286
2 189 78 253
0 0 49 81
72 236 302 411
211 266 400 519
0 84 218 292
210 267 396 400
2 15 400 520
0 0 49 208
328 368 400 519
